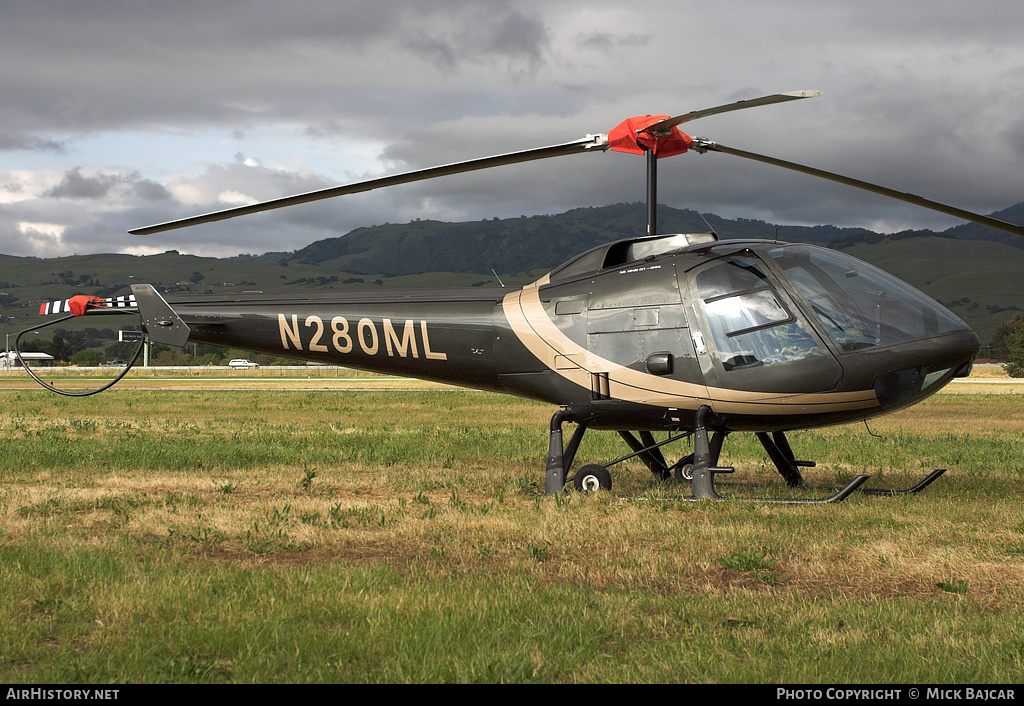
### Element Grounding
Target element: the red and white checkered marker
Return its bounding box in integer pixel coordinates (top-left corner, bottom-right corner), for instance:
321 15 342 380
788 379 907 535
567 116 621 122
39 294 137 316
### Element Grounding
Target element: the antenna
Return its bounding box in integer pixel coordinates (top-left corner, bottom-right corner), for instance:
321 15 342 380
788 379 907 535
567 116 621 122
492 269 505 288
698 212 718 237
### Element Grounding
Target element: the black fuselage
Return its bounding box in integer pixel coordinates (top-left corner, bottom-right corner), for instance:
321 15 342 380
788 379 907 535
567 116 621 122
165 236 980 433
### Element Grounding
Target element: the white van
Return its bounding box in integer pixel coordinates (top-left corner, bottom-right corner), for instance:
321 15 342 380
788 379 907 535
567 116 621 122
228 359 259 368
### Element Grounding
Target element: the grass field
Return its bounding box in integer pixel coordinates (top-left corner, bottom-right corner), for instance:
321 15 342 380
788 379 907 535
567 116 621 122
1 367 1022 683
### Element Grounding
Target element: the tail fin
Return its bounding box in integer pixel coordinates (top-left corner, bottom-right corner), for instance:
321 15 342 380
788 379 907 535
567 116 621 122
130 284 191 347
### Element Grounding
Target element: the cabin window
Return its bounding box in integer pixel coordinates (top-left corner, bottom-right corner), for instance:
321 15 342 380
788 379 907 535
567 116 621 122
697 258 823 371
547 247 609 282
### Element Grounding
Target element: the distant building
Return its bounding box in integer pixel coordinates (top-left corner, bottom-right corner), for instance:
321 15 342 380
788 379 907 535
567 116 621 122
0 352 55 370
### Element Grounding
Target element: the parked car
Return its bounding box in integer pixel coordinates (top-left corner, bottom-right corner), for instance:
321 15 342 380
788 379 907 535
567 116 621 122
228 359 259 368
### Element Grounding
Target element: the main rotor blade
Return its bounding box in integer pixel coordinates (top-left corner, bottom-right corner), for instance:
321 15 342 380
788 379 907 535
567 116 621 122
130 135 609 235
692 138 1024 239
642 91 822 135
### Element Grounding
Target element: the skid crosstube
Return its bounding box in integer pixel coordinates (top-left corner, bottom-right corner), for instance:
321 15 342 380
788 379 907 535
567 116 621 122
685 406 870 504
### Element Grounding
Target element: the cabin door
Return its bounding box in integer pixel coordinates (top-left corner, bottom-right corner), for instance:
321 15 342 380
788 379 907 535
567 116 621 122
684 253 842 395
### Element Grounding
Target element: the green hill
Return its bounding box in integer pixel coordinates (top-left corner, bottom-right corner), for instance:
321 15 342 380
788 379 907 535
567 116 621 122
943 202 1024 249
284 203 870 276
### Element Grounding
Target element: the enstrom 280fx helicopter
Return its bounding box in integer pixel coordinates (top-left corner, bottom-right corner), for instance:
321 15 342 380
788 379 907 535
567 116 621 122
21 91 1024 503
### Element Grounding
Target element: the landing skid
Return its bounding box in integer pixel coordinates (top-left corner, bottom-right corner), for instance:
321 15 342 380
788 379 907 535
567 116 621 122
713 471 946 497
838 468 946 496
544 406 946 502
752 425 946 497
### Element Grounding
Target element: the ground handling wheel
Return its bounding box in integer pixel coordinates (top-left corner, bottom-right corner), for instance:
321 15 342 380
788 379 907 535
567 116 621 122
573 464 612 492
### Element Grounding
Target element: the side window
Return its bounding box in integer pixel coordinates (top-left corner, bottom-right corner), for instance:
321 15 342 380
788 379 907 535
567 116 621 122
697 258 823 371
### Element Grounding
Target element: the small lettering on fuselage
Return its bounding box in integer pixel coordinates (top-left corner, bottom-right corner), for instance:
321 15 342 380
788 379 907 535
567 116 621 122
277 314 448 360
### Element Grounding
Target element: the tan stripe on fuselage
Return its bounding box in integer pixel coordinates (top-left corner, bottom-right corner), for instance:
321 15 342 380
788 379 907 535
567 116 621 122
501 278 878 416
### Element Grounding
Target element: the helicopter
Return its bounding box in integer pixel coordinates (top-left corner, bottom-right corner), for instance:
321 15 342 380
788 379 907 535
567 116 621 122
22 91 1024 503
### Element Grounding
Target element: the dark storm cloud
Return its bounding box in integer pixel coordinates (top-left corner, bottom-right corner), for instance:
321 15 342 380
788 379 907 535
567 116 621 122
407 7 549 71
0 1 558 136
0 131 66 153
45 167 171 202
576 32 652 53
132 178 172 202
1 0 1022 258
482 9 549 66
46 168 119 200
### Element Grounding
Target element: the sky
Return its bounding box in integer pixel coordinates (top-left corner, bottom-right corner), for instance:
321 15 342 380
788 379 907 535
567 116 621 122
1 0 1023 259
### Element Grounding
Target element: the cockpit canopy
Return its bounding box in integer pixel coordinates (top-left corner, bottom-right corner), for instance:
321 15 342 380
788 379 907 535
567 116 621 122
763 244 970 351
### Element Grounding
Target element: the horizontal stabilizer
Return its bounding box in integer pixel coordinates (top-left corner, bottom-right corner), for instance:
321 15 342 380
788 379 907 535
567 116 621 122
39 294 137 316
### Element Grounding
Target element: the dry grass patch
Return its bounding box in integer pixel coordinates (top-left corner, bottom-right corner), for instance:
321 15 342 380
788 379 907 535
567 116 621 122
866 395 1024 436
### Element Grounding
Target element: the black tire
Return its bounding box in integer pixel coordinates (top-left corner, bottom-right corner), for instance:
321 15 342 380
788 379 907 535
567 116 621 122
573 464 612 492
675 463 694 482
674 453 695 482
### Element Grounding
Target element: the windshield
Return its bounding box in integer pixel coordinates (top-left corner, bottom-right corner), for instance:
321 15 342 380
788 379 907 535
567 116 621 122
766 245 969 351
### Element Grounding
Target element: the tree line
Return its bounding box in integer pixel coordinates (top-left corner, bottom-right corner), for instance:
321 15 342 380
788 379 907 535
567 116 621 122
13 328 288 367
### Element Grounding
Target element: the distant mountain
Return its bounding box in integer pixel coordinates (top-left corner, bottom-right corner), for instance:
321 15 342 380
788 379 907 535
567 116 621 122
942 202 1024 249
277 202 875 277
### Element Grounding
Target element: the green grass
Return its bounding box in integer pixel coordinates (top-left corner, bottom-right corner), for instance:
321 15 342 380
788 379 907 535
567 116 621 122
4 539 1020 683
1 387 1023 683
